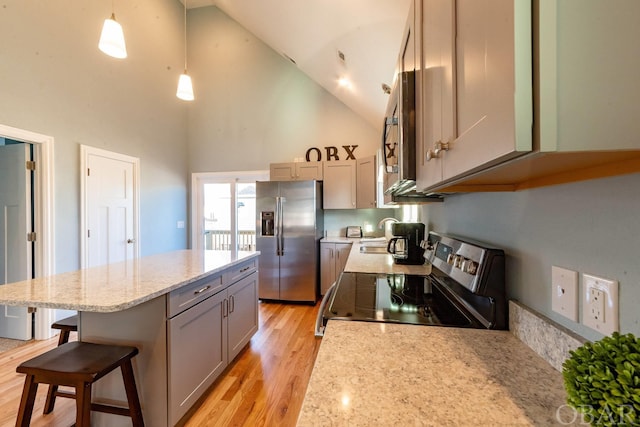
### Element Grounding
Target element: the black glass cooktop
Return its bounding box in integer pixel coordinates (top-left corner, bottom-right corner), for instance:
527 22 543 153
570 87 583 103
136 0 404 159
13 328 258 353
324 272 480 327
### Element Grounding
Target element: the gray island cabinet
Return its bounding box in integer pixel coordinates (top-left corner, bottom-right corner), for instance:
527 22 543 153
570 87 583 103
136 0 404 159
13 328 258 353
0 250 259 427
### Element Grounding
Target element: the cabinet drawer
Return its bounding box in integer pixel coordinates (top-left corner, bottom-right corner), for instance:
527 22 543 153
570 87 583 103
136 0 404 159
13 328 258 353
224 258 258 285
168 273 224 318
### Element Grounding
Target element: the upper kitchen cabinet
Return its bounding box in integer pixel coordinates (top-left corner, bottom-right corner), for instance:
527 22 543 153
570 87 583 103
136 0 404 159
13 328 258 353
417 0 533 192
270 162 323 181
356 155 377 208
323 161 356 209
418 0 640 193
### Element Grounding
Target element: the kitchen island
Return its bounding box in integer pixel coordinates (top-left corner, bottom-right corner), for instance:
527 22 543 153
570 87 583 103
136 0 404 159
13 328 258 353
0 250 260 426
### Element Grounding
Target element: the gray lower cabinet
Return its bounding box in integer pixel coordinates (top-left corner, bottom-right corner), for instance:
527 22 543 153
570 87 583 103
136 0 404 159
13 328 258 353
168 290 227 425
228 271 259 361
167 261 259 425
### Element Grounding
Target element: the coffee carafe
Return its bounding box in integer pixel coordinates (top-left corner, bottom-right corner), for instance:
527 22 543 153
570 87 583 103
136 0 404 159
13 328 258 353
386 222 425 265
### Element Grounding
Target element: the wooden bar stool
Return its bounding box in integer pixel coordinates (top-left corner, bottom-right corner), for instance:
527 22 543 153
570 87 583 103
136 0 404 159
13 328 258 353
44 314 79 414
50 314 78 346
15 341 144 427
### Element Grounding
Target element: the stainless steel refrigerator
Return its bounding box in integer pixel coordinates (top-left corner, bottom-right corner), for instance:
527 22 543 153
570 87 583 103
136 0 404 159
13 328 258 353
256 180 323 302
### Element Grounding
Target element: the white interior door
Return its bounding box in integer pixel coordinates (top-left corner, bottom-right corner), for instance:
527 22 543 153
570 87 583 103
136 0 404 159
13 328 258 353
0 143 32 340
82 146 139 268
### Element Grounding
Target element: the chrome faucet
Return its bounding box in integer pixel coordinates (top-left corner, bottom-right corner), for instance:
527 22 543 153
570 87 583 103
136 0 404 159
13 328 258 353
377 217 399 229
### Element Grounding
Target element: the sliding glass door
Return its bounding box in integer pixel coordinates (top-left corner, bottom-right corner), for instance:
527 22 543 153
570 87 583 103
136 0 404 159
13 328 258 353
192 171 268 252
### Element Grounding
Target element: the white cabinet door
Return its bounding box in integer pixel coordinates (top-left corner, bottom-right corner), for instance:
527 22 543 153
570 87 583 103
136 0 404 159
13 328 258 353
296 162 323 180
417 0 454 190
323 161 356 209
356 156 377 209
270 162 323 181
444 0 531 181
270 163 295 181
227 271 258 361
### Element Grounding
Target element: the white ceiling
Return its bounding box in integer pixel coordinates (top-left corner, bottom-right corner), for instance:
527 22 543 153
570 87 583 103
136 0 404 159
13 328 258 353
185 0 411 129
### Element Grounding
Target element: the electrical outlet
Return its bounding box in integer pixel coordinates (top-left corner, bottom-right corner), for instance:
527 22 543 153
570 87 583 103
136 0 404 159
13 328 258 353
582 273 619 335
551 266 578 321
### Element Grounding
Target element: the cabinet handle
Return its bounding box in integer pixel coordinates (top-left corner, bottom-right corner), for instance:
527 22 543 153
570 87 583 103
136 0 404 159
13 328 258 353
239 266 251 273
426 141 450 161
194 285 211 295
223 299 229 317
229 295 235 313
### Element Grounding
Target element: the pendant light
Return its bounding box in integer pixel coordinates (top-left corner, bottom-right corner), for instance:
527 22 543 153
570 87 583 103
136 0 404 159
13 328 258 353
99 1 127 59
176 0 195 101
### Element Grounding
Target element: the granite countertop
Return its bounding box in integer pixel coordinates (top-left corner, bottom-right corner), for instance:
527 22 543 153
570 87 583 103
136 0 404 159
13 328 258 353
298 321 575 426
0 250 259 313
344 241 431 275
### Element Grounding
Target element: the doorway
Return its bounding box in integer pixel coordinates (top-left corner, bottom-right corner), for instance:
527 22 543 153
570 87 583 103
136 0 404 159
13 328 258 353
0 141 33 339
0 124 55 341
191 171 268 252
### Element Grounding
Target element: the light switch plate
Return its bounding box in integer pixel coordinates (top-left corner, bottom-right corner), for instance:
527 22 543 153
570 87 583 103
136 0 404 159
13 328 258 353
582 273 619 335
551 266 578 321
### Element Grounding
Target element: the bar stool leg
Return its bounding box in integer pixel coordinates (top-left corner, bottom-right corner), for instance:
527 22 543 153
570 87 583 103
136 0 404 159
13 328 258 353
42 384 59 414
75 381 92 427
15 375 38 427
57 329 71 346
44 326 73 414
121 359 145 427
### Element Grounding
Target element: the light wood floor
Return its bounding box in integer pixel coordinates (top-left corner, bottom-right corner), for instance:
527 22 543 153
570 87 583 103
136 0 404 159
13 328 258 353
0 301 321 427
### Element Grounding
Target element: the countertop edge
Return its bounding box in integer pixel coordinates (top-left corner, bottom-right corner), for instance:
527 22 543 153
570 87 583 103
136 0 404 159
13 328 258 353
0 251 260 313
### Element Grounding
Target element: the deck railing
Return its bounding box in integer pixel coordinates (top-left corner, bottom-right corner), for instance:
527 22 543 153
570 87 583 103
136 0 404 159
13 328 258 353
204 230 256 251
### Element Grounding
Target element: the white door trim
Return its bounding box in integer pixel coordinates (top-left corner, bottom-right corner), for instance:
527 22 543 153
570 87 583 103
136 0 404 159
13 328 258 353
190 170 268 251
80 145 140 268
0 124 55 340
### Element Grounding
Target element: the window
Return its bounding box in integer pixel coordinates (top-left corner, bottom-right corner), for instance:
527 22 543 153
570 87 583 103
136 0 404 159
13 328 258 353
192 171 268 252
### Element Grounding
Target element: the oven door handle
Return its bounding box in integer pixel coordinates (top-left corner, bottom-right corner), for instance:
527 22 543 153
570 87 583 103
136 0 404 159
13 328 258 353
315 281 337 337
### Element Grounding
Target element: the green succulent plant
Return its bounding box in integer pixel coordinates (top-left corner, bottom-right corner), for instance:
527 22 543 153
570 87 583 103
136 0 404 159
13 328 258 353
562 332 640 426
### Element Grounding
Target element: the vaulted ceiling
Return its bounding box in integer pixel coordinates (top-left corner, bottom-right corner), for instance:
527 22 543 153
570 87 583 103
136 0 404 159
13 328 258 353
185 0 411 130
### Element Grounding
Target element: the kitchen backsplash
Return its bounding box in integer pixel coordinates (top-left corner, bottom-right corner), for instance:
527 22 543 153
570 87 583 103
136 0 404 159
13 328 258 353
509 300 586 371
323 208 397 238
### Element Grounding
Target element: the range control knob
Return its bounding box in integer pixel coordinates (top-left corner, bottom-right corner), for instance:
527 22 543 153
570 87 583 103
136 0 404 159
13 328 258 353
454 255 463 269
461 260 479 275
446 253 455 265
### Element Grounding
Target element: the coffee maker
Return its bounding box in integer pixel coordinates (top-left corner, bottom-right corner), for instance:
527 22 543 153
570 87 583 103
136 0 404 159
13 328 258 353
386 222 425 265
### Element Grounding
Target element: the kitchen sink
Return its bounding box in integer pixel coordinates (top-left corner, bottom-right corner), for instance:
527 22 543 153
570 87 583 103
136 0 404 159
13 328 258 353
359 245 388 254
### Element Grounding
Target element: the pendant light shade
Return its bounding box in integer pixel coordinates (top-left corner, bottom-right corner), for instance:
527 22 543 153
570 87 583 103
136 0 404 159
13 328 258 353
177 72 195 101
177 0 194 101
99 13 127 59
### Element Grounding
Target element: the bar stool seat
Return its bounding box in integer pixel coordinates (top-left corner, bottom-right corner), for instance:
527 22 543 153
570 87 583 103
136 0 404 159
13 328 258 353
15 341 144 427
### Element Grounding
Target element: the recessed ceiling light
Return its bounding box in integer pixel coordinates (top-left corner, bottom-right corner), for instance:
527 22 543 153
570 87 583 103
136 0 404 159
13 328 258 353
338 77 352 88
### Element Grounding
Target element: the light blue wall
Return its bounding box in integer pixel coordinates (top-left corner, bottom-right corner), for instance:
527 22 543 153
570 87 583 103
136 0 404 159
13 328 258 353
186 7 380 173
0 0 189 271
421 173 640 341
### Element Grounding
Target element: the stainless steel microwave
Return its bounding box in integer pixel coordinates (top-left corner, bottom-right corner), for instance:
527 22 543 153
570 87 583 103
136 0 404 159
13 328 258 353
382 70 416 196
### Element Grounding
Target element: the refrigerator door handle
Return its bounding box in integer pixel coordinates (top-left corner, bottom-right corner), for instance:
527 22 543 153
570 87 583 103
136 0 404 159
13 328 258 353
278 196 285 255
275 196 281 256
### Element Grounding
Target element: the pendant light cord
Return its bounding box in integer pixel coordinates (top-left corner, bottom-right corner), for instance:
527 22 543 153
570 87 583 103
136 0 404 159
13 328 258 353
183 0 188 71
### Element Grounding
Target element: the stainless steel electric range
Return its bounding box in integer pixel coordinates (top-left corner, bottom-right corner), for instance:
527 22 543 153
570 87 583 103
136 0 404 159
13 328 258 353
315 232 506 336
